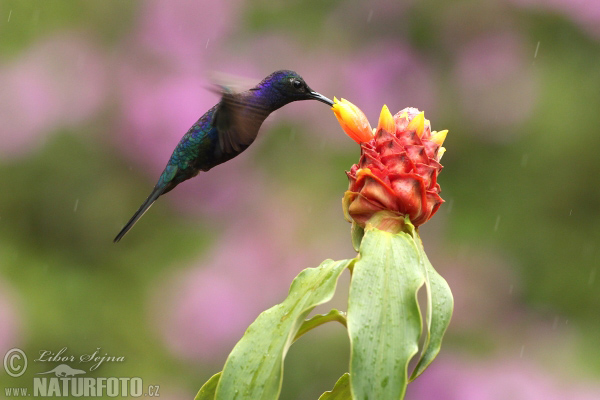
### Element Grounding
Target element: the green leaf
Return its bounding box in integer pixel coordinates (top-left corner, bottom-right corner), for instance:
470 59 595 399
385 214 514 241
409 235 454 381
347 228 425 400
195 372 221 400
215 259 353 400
350 221 364 252
294 309 347 342
318 373 352 400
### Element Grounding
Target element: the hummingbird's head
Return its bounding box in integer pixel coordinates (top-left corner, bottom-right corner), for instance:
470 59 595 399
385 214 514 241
255 70 334 108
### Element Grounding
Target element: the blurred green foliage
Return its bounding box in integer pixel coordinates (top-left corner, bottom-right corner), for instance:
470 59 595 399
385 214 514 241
0 1 135 56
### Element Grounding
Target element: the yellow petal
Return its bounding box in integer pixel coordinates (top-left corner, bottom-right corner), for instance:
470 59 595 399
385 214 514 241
437 146 446 161
430 130 448 146
406 111 425 137
376 104 395 133
338 100 359 124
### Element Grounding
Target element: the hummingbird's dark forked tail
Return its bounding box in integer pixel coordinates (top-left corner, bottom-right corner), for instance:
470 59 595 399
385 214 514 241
113 186 167 243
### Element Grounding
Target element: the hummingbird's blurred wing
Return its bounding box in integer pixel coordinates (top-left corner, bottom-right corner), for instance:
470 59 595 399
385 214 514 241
212 90 270 155
209 71 258 94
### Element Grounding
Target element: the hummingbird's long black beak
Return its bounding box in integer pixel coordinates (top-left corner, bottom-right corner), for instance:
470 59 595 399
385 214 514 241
308 91 334 106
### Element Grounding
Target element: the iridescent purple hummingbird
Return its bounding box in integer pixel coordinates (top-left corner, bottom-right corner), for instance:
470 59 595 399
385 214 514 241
114 70 333 242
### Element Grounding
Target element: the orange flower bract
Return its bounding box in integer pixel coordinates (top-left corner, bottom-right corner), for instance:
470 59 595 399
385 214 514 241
331 97 374 143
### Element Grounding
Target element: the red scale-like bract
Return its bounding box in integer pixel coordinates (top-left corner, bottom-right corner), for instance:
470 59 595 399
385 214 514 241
344 108 444 228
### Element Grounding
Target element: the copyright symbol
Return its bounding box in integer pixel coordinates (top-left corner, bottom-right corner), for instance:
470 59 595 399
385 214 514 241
3 348 27 377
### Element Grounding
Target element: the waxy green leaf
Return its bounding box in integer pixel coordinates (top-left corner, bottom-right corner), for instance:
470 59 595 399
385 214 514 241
318 373 352 400
410 235 453 381
350 221 364 252
198 217 452 400
347 227 425 400
294 309 347 342
215 259 352 400
195 372 221 400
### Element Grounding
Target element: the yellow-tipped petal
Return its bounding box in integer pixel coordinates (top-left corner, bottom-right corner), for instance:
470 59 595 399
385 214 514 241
377 104 395 133
430 129 448 146
407 111 425 137
331 97 340 113
356 167 372 179
331 97 373 143
437 146 446 160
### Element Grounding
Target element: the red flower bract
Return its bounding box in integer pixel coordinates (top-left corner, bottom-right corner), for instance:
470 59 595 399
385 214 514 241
343 107 445 228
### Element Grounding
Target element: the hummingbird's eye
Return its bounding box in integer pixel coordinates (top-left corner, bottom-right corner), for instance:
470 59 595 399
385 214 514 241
292 79 303 90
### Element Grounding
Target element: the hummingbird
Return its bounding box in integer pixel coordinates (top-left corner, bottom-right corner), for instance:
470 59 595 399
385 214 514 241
114 70 333 242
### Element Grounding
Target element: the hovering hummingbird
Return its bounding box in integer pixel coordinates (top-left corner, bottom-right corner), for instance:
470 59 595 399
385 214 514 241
114 70 333 242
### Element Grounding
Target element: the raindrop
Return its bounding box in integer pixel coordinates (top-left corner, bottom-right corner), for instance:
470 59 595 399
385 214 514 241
519 345 525 358
508 284 513 295
367 10 373 23
521 153 528 167
534 41 541 58
73 198 79 212
205 38 210 49
569 209 573 216
494 215 501 231
589 268 596 286
7 9 12 22
446 198 454 214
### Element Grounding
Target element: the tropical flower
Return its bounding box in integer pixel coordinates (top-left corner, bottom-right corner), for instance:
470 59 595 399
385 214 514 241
335 103 447 228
